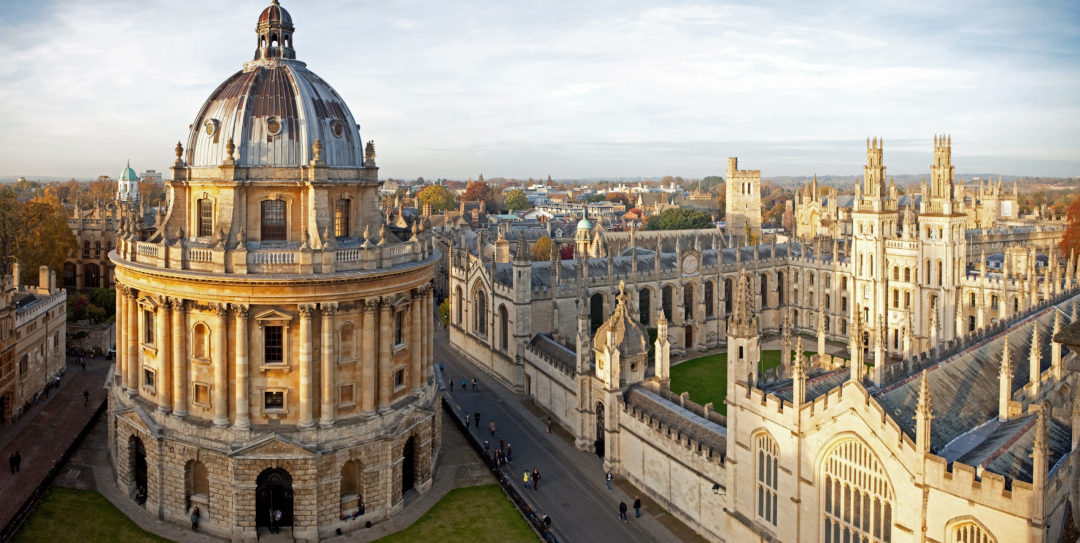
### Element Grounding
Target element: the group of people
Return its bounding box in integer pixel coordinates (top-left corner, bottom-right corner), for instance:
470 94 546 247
439 362 481 394
522 468 543 490
7 450 22 474
606 472 643 523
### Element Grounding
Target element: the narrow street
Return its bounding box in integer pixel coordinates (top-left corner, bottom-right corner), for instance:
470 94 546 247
436 327 686 543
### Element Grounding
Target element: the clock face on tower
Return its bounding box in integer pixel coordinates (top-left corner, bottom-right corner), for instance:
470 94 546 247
682 254 698 275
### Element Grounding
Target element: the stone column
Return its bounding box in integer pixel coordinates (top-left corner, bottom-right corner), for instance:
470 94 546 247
234 304 250 430
361 300 378 413
298 304 315 428
156 298 171 413
425 287 434 382
320 303 336 427
171 298 187 417
378 298 393 411
116 286 125 387
125 287 138 392
212 304 229 428
410 292 422 391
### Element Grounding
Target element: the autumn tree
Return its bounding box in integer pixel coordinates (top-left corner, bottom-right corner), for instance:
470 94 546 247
606 192 630 206
531 235 552 261
505 189 530 211
1059 195 1080 255
462 181 494 208
417 185 457 213
0 190 77 282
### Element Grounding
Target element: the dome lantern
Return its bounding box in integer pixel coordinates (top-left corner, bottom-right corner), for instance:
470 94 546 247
255 0 296 61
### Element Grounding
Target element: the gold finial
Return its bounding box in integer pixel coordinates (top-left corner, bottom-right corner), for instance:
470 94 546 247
313 138 322 162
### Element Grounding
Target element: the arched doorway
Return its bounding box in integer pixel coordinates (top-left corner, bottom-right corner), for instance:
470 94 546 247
128 435 147 502
685 325 693 348
256 468 293 532
402 437 416 495
594 402 605 458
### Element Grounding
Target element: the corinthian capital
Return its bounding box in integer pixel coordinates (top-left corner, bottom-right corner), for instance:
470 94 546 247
233 304 249 320
298 304 313 318
168 297 186 312
363 298 380 313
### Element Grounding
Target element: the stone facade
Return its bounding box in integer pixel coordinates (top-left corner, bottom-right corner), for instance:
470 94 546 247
0 264 67 424
724 157 762 241
107 3 439 540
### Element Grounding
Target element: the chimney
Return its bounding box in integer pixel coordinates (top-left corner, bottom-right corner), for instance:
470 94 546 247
37 266 49 295
11 261 19 290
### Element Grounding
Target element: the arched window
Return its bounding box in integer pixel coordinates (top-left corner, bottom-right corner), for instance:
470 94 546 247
639 289 651 325
777 271 785 304
841 276 848 291
1013 297 1019 313
474 289 487 335
822 438 893 543
825 294 831 310
261 200 287 241
663 286 674 320
723 279 732 314
937 259 943 286
841 296 848 312
925 259 931 284
704 281 715 318
185 460 209 510
969 293 976 307
809 272 815 286
904 267 911 282
455 286 463 324
192 323 210 360
198 198 213 237
499 306 509 351
892 289 899 308
334 199 350 238
94 241 102 258
755 432 779 526
339 323 355 359
968 316 976 333
591 293 605 333
683 284 694 321
760 274 768 307
948 520 996 543
892 266 899 281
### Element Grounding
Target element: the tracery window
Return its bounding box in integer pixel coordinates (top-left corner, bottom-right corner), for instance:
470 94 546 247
474 289 487 335
822 438 893 543
948 520 996 543
756 432 779 526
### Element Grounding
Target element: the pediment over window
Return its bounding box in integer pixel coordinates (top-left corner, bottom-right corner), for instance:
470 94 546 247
254 309 293 324
230 434 314 459
137 296 161 311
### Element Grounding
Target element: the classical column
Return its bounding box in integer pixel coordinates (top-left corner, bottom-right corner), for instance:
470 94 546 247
116 286 125 388
378 298 393 411
125 287 138 392
298 304 315 428
410 292 422 391
361 300 378 413
234 304 250 430
156 298 171 413
425 287 434 382
212 304 229 428
171 298 188 417
320 303 336 427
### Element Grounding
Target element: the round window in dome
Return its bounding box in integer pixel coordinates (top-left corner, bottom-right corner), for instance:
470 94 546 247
266 116 282 136
331 120 344 138
204 119 219 136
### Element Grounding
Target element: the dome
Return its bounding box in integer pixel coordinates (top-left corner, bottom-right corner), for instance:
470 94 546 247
184 2 363 169
577 218 592 230
120 161 138 181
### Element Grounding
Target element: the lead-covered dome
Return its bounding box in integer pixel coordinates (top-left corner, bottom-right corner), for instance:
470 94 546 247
184 1 363 169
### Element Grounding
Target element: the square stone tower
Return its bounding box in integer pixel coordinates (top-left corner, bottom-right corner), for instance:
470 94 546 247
725 157 762 242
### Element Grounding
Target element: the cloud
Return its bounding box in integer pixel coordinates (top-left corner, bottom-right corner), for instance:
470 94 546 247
0 0 1078 179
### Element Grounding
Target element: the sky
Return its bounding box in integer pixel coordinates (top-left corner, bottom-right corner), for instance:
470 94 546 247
1 0 1079 180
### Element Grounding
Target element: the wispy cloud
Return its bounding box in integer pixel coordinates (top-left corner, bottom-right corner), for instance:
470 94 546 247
0 0 1078 179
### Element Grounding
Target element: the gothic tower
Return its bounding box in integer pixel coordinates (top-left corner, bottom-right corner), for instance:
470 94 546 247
917 135 967 344
851 138 897 371
725 157 762 242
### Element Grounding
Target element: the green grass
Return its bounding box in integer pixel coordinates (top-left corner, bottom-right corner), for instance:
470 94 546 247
14 487 172 543
375 484 536 543
669 350 815 415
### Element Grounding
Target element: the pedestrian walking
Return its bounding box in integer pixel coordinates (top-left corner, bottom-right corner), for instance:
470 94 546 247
532 468 541 491
484 440 490 454
13 451 21 473
472 378 478 391
462 379 468 390
439 362 445 373
191 506 200 532
618 501 628 522
606 471 613 490
83 389 90 405
474 412 481 427
449 378 453 391
546 416 553 433
489 420 496 437
634 496 642 518
272 509 282 533
523 470 530 489
499 437 506 451
506 443 513 463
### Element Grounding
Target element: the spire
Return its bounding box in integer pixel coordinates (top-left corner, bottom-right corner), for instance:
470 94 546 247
727 271 758 337
1052 310 1063 379
1032 402 1050 492
792 336 807 406
514 229 529 262
914 370 933 454
999 335 1013 422
1030 321 1042 397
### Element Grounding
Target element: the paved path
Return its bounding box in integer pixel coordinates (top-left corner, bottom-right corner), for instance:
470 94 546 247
0 356 108 535
437 328 684 543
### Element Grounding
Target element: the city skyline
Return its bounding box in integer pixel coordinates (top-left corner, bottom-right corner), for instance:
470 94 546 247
2 0 1078 179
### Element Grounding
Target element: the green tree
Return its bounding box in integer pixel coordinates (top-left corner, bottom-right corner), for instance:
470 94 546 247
438 298 450 325
531 235 553 261
644 208 713 231
417 185 457 213
89 288 117 320
505 189 530 211
583 194 606 204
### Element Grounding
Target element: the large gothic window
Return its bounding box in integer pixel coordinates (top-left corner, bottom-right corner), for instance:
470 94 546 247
755 432 779 527
948 520 996 543
474 289 487 335
822 438 894 543
499 306 509 351
639 289 651 325
704 281 714 318
261 200 287 241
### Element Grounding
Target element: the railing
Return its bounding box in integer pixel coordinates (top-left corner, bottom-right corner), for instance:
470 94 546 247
335 248 362 263
187 248 212 263
136 242 159 258
250 251 295 265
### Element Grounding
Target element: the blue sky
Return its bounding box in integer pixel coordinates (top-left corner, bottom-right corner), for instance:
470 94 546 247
1 0 1078 180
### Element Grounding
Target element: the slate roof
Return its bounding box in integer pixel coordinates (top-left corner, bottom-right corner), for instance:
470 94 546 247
622 386 727 454
528 334 577 374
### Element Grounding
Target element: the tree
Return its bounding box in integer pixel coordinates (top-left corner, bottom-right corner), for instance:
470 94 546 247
606 192 630 206
417 185 457 213
583 194 606 204
438 298 450 325
0 191 78 283
1059 195 1080 256
531 235 553 261
644 208 713 231
505 189 530 211
463 181 494 207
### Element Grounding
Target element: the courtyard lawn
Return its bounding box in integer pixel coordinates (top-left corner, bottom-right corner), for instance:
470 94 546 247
375 484 536 543
669 350 814 415
14 486 171 543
